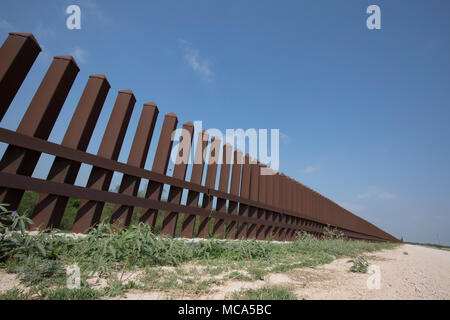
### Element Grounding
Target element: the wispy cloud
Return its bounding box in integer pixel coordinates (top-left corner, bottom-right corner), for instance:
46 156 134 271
72 46 87 63
84 0 113 25
280 132 291 144
179 39 214 82
34 22 56 39
358 187 398 200
339 202 367 213
304 166 318 174
378 192 398 199
0 19 14 30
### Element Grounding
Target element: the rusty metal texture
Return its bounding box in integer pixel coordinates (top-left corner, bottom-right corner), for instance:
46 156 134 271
0 55 79 211
246 158 259 239
0 32 41 120
278 174 287 240
31 74 110 229
288 177 296 240
255 163 267 240
140 112 178 228
0 124 320 225
224 149 243 239
0 164 393 241
110 102 159 227
0 172 326 235
286 176 294 240
263 168 274 239
181 130 209 238
71 89 135 233
271 173 280 240
236 153 251 239
197 136 221 238
160 122 195 236
212 143 232 238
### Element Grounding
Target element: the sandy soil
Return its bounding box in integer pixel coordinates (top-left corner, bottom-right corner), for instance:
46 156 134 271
2 244 449 299
122 244 450 300
288 244 450 299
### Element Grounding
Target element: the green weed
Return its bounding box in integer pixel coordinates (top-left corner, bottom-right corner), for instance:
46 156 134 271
0 288 30 300
231 285 296 300
39 287 101 300
348 256 369 273
17 256 65 286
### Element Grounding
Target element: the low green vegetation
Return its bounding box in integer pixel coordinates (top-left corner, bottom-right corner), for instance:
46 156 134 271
39 287 102 300
0 203 399 300
0 288 30 300
348 256 369 273
231 285 296 300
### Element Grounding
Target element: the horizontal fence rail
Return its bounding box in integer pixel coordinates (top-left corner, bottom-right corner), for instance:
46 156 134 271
0 32 400 242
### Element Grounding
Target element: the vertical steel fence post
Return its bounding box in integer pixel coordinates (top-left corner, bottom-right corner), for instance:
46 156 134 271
0 32 41 120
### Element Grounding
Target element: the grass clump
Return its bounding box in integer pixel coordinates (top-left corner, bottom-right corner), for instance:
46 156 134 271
17 256 66 286
39 287 101 300
348 256 369 273
231 285 296 300
227 271 252 281
0 288 30 300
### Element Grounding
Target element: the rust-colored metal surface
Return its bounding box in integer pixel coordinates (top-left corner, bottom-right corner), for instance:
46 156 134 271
198 136 221 238
31 74 110 229
110 102 159 227
140 112 178 227
271 173 281 240
236 154 252 239
247 159 260 239
0 55 79 210
263 167 274 239
278 174 287 240
255 163 267 240
224 149 243 239
0 32 400 242
180 130 209 238
160 122 194 236
0 32 41 120
71 89 135 233
212 143 232 238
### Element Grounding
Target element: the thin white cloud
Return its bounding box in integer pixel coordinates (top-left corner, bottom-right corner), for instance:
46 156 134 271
378 192 398 199
280 132 291 144
34 22 56 39
0 19 14 30
179 39 214 82
72 46 87 63
84 0 113 25
304 166 318 174
358 187 398 200
339 202 367 213
358 190 375 199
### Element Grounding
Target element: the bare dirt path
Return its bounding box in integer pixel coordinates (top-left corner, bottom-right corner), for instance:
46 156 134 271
287 244 450 300
122 244 450 300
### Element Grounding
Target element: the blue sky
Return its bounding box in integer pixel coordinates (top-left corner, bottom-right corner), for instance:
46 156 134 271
1 0 449 244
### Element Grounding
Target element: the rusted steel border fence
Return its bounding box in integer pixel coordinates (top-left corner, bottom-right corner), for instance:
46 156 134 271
0 32 399 242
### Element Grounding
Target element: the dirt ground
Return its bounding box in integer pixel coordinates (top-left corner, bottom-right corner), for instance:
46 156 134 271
121 244 450 300
288 244 450 299
1 244 449 299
